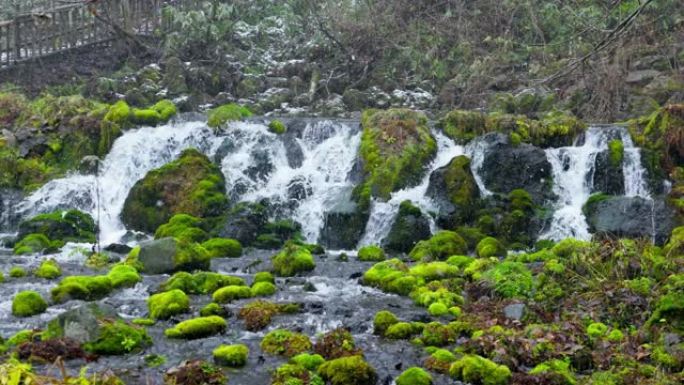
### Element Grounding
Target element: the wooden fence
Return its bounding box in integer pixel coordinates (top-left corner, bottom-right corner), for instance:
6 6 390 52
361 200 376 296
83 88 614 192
0 0 164 67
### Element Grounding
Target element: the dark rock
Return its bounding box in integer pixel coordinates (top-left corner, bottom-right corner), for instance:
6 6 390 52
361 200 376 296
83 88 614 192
383 201 431 253
503 303 526 321
137 237 178 274
584 196 675 244
342 88 369 111
104 243 132 254
0 188 22 230
282 133 304 168
287 177 312 201
162 56 188 95
48 303 117 344
426 155 480 228
219 202 268 246
319 199 368 250
480 133 554 204
79 155 102 175
245 149 274 182
592 150 624 195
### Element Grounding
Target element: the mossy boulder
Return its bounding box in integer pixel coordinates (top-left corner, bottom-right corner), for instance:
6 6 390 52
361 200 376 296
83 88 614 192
251 281 277 297
84 319 151 355
261 329 312 357
212 285 253 303
148 289 190 320
426 155 480 228
51 275 113 303
154 214 208 243
106 264 141 288
201 237 242 258
373 310 399 335
218 201 268 246
396 367 432 385
318 355 378 385
34 259 62 279
409 231 467 261
121 148 227 233
356 109 437 206
357 245 386 262
18 209 96 243
164 316 227 339
213 344 249 367
159 271 245 294
135 237 211 274
207 103 252 129
271 242 315 277
449 355 511 385
12 290 48 317
44 303 118 343
476 237 506 258
13 233 62 255
592 144 625 195
383 200 431 253
268 120 287 134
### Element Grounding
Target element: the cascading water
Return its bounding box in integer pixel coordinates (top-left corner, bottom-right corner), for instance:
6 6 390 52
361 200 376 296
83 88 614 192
540 125 651 241
465 136 495 197
358 131 464 246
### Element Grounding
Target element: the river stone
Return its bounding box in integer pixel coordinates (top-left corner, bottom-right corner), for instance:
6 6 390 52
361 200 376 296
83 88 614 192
48 303 117 344
503 303 526 321
282 133 304 168
426 155 480 228
480 133 553 204
219 202 268 246
584 196 675 244
137 237 178 274
383 202 431 253
592 150 624 195
319 199 368 250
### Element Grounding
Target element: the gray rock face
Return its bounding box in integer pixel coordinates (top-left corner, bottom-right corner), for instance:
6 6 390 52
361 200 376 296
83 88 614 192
592 150 624 195
282 133 304 168
0 188 22 231
503 303 526 321
584 196 675 244
49 303 117 343
383 202 431 253
219 202 268 246
479 133 554 204
319 197 368 250
137 237 178 274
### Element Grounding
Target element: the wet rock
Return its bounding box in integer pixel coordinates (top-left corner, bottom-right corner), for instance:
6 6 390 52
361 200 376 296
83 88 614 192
592 150 624 195
383 201 431 253
219 202 268 246
480 133 553 204
104 243 132 254
584 196 675 244
426 155 480 228
503 303 526 321
162 56 188 95
79 155 101 175
282 132 304 168
287 177 312 201
0 188 22 230
137 237 178 274
245 149 274 182
48 303 117 344
319 200 368 250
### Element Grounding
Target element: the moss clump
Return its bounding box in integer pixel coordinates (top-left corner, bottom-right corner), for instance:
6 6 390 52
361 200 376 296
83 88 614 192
318 355 378 385
481 261 534 298
154 214 208 243
409 231 467 261
251 281 277 297
362 258 415 295
238 300 299 331
449 355 511 385
107 264 141 288
440 109 488 143
385 322 422 340
314 328 361 360
421 322 456 346
357 245 386 262
271 242 315 277
373 310 399 335
476 237 506 258
51 275 113 303
207 103 252 128
425 348 457 373
396 367 432 385
587 322 608 340
164 316 227 339
408 261 459 282
530 359 576 385
160 271 245 295
148 289 190 320
201 237 242 258
34 259 61 279
261 329 312 357
200 302 229 317
121 148 228 233
357 109 437 205
131 100 177 126
268 119 287 134
18 209 96 244
85 319 151 355
213 344 249 367
13 234 63 255
428 302 449 317
608 139 624 167
9 266 27 278
254 271 275 284
212 285 253 303
271 363 323 385
12 290 48 317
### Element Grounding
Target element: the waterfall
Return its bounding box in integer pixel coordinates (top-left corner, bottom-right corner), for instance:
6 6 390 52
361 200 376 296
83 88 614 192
358 131 464 246
465 136 494 197
540 125 651 241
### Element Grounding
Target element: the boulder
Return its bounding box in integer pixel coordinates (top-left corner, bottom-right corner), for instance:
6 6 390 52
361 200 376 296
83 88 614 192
18 209 96 243
281 133 304 168
137 237 210 274
219 202 268 246
426 155 480 228
0 188 22 230
319 199 368 250
383 201 431 253
47 303 117 343
479 133 554 204
592 150 624 195
584 196 675 244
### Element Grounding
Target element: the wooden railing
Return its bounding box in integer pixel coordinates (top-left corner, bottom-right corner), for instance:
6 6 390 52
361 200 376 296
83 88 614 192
0 0 163 67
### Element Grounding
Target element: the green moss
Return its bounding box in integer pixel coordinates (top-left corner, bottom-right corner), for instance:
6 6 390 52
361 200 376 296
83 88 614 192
51 275 113 303
152 99 177 122
409 261 459 282
608 139 624 167
373 310 399 335
272 242 316 277
587 322 608 340
261 329 312 357
160 271 245 294
85 319 151 355
607 329 624 342
172 240 212 272
357 245 386 262
200 302 228 317
396 367 432 385
132 108 162 126
213 344 249 367
551 238 591 258
440 109 488 143
104 100 131 125
34 259 61 279
291 353 325 371
148 289 190 320
385 322 421 339
421 322 456 346
86 252 112 270
411 285 464 309
449 355 511 385
107 264 141 288
254 271 275 284
362 258 414 295
481 261 534 298
201 237 242 258
9 266 27 278
582 193 611 216
212 285 253 303
12 290 48 317
268 119 287 134
133 318 156 326
14 233 62 255
476 237 506 258
409 231 467 261
428 302 449 317
318 355 377 385
272 363 324 385
144 354 166 368
251 281 277 297
164 316 227 339
154 214 208 243
425 348 457 373
664 226 684 257
530 359 576 385
207 103 252 128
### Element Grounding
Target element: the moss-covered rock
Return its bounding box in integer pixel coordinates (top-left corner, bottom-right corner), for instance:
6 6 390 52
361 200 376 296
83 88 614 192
291 353 325 371
272 242 315 277
253 271 275 284
164 316 227 339
476 237 506 258
373 310 399 335
154 214 208 243
385 322 422 339
409 231 467 261
121 148 227 233
207 103 252 129
212 285 253 303
51 275 113 303
271 363 323 385
363 258 415 295
201 237 242 258
107 264 141 288
529 359 576 385
213 344 249 367
200 302 229 317
238 300 299 332
9 266 26 278
268 119 287 134
318 355 378 385
84 319 151 355
261 329 312 357
426 155 480 228
34 259 61 279
449 355 511 385
135 237 211 274
17 209 96 244
12 290 48 317
159 271 245 294
251 281 277 296
481 261 534 298
357 245 386 262
396 367 432 385
148 289 190 320
13 233 62 255
383 200 432 253
314 328 361 360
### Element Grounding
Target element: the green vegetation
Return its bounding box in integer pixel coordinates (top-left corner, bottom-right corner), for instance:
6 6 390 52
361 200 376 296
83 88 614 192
608 139 624 167
51 275 114 303
357 245 386 262
318 355 378 385
268 119 287 134
84 320 151 355
396 367 432 385
271 242 316 276
148 289 190 319
164 316 227 339
159 271 245 294
213 344 249 367
12 291 48 317
207 103 252 128
212 285 253 303
201 237 242 258
449 355 511 385
260 329 312 357
409 231 467 261
34 259 61 279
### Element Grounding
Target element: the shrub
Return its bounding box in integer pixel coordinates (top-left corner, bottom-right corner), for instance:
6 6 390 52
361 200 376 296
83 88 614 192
148 289 190 320
12 291 48 317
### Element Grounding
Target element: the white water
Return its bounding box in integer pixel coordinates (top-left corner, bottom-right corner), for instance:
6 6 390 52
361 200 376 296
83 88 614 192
358 131 464 246
465 136 495 196
540 125 651 241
